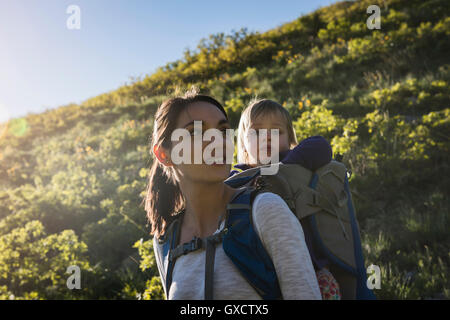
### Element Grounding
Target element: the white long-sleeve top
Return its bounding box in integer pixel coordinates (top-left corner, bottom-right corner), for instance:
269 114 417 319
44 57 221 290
153 192 321 300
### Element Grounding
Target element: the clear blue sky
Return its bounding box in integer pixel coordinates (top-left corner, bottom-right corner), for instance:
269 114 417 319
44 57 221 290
0 0 336 123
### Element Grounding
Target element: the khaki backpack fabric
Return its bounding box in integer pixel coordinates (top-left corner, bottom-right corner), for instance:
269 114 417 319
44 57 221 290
226 160 362 299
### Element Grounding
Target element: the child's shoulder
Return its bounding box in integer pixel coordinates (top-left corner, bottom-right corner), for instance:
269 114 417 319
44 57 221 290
281 136 332 171
296 135 330 148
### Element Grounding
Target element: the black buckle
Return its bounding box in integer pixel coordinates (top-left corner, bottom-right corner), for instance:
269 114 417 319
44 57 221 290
182 237 202 254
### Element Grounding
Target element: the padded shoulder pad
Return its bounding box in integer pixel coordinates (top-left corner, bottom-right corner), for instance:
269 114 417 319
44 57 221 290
316 160 348 183
225 167 261 188
158 218 178 245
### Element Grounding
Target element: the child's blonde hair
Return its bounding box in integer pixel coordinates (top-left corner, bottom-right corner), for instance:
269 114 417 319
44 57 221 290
237 98 298 164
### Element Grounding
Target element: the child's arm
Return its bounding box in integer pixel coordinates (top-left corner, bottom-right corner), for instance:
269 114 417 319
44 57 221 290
281 136 332 171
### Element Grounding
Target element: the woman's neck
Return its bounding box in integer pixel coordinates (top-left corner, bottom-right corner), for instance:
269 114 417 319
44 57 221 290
179 180 237 238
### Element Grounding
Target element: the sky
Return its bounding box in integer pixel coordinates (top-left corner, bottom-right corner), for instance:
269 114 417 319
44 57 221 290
0 0 336 123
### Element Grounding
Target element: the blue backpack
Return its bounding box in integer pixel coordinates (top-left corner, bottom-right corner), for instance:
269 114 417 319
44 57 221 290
159 160 376 300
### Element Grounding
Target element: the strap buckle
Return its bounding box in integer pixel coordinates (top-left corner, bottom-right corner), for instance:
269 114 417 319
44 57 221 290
183 236 202 254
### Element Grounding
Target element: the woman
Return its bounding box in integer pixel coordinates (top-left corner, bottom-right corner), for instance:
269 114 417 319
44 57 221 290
144 88 321 300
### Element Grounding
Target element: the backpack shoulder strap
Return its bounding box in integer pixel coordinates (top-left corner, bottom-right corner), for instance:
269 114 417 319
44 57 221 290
161 214 231 300
159 212 184 298
222 186 282 300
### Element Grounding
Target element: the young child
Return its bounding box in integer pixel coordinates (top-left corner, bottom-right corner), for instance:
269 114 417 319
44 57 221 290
232 99 332 175
233 98 341 300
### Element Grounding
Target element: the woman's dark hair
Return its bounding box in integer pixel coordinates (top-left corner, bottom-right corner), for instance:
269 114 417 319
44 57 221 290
142 88 227 238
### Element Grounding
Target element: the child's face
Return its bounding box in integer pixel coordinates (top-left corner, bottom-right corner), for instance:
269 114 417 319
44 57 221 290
244 111 290 166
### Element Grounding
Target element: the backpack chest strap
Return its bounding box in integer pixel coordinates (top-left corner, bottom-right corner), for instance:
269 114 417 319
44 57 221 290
168 229 228 262
167 228 228 300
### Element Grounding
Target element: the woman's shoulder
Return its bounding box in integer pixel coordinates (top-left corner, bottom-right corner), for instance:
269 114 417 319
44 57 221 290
152 235 162 249
252 191 287 211
251 192 301 232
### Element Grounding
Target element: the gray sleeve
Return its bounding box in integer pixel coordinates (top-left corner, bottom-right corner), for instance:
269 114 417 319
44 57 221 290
251 192 322 300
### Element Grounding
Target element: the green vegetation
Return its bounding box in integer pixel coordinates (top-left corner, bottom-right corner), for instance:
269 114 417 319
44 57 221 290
0 0 448 299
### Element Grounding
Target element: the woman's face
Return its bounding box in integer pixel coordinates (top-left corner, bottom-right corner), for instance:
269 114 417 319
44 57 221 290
244 111 290 165
169 101 232 184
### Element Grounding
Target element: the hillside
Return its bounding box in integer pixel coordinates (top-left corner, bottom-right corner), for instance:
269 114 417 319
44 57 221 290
0 0 449 299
